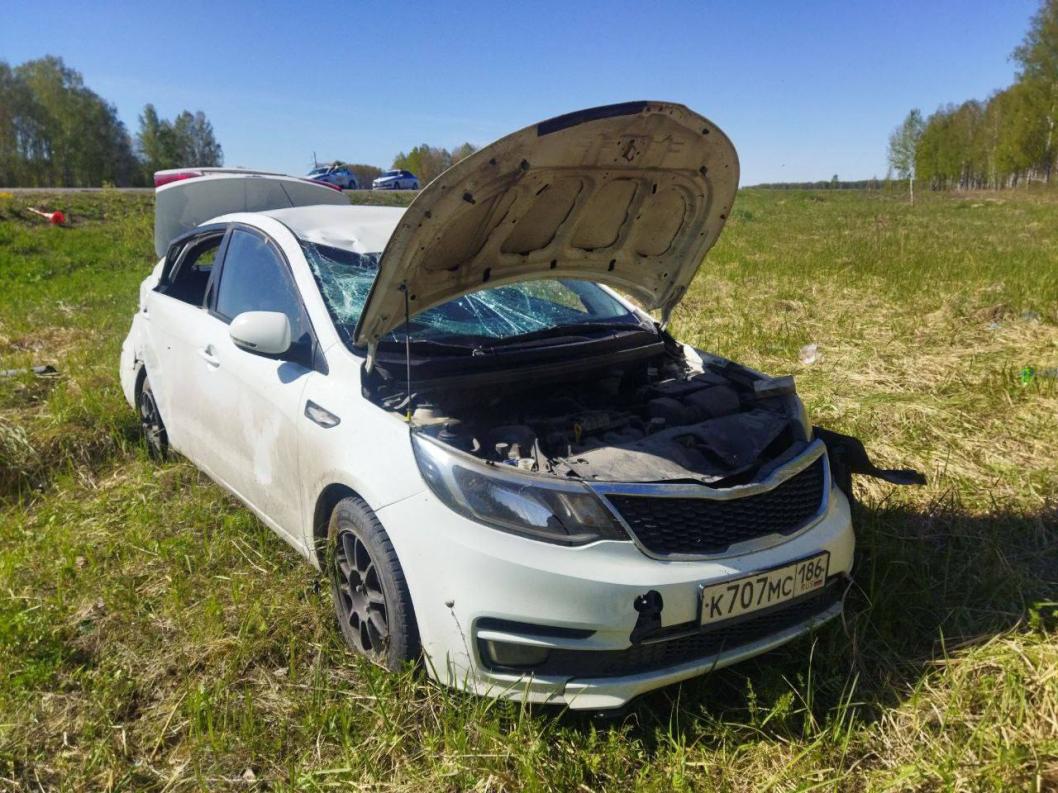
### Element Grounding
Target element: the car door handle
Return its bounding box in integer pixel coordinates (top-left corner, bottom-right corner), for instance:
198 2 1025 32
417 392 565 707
198 345 220 367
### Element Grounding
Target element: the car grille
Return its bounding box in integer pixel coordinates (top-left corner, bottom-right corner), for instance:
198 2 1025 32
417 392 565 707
527 581 843 679
604 456 827 557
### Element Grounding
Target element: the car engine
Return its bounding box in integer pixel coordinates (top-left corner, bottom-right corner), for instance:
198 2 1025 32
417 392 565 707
403 348 809 486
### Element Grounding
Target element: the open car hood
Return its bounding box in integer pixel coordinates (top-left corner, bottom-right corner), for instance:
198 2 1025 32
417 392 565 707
154 170 348 257
354 101 739 350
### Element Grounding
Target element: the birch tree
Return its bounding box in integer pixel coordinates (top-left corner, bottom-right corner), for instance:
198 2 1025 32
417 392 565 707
1013 0 1058 182
888 109 925 203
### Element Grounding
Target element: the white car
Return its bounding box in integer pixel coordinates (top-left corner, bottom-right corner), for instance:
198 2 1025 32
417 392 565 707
121 103 920 711
306 164 359 191
372 169 419 190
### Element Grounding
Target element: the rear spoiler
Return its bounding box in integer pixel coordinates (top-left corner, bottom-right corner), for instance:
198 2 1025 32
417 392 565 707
155 167 285 187
154 167 342 191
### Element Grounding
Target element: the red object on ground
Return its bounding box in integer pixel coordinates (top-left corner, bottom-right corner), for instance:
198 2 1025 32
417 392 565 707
28 208 66 225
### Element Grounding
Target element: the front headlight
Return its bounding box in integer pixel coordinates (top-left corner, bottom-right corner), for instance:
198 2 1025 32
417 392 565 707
412 433 628 545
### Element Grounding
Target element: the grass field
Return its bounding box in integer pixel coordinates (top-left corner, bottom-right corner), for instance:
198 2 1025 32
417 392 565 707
0 186 1056 791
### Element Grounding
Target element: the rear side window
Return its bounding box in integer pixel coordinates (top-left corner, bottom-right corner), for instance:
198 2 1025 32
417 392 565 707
162 234 223 306
215 229 310 346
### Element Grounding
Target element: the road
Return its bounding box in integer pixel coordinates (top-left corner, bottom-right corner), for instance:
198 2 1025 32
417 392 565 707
1 187 416 194
1 187 155 194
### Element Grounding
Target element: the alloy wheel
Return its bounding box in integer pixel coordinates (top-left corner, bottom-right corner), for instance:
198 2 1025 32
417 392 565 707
332 528 390 658
138 378 167 458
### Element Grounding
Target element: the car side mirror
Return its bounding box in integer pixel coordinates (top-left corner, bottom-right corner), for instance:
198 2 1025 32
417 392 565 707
230 311 291 356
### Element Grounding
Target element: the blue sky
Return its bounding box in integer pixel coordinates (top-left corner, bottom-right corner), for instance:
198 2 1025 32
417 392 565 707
1 0 1039 185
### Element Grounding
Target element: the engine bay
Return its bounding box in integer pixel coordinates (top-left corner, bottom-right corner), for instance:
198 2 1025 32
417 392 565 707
392 346 810 486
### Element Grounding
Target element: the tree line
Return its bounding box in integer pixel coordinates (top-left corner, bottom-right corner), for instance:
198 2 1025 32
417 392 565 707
890 0 1058 192
307 143 479 191
324 143 479 190
754 178 889 190
0 56 222 187
0 54 480 189
391 142 478 185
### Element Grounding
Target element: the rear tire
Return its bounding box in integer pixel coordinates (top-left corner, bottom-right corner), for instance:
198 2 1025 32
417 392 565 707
136 372 168 460
327 496 419 670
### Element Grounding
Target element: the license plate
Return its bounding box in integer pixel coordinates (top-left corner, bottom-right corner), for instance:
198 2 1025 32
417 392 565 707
700 552 830 625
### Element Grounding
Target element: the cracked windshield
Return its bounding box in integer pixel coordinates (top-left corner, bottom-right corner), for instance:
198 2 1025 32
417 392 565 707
302 242 638 345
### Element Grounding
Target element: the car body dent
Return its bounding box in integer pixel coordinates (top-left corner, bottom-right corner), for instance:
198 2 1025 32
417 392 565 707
263 204 404 255
119 256 165 406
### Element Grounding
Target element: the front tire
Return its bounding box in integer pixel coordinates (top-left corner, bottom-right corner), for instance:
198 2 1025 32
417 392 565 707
327 496 419 670
137 372 168 460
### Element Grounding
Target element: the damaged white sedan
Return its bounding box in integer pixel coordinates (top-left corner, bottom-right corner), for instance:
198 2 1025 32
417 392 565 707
121 102 922 711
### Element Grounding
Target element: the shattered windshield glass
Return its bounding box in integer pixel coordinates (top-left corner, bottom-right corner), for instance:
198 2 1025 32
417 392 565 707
301 242 640 346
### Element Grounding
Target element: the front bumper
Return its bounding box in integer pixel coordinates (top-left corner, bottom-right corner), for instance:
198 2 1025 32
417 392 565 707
376 481 854 710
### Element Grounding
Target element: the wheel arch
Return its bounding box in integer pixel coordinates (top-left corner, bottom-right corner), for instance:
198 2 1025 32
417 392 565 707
132 361 147 407
312 482 360 567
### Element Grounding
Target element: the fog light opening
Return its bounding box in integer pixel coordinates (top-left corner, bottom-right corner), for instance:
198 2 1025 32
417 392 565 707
483 639 551 670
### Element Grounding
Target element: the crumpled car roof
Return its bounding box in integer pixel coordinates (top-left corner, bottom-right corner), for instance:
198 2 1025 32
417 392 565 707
263 204 404 254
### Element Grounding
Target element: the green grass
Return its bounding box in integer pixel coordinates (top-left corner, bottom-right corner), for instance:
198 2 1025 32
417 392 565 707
0 186 1056 791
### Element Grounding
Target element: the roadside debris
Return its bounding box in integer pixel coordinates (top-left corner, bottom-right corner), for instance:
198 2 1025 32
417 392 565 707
27 207 66 225
0 364 59 378
815 427 927 505
799 343 819 365
1019 365 1058 386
